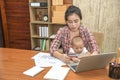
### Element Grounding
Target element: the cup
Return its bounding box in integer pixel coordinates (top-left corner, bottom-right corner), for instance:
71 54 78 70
109 62 120 79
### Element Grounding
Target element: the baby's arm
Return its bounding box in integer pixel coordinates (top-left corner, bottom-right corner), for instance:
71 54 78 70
71 52 91 62
71 57 80 63
78 52 91 58
85 52 91 56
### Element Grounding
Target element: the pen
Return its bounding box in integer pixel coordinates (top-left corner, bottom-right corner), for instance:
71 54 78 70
67 53 78 57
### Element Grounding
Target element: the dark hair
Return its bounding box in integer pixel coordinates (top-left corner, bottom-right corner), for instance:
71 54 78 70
65 5 82 21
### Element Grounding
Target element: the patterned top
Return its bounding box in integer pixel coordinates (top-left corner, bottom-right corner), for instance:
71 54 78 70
50 25 100 54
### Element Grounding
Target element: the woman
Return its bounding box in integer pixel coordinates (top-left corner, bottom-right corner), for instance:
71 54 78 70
50 5 100 63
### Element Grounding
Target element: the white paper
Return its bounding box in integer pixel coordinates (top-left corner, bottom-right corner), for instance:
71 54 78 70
32 52 66 67
44 67 70 80
23 66 44 77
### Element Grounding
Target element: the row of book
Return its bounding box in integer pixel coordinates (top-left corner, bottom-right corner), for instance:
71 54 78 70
40 39 49 51
38 26 49 37
33 39 49 51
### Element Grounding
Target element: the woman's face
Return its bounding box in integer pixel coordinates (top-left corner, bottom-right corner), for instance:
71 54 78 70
66 13 81 32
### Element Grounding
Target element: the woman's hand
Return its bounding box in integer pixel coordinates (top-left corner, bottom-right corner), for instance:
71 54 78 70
61 54 72 63
52 51 72 63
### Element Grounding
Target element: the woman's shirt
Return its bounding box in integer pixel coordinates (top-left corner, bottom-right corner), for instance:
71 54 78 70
50 25 100 54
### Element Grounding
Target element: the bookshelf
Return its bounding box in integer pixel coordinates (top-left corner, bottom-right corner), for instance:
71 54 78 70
29 0 72 51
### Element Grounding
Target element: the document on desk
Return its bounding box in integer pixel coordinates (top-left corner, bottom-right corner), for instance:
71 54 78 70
23 66 44 77
44 66 70 80
32 52 66 67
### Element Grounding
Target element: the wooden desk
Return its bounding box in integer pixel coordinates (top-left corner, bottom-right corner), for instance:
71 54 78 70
0 48 112 80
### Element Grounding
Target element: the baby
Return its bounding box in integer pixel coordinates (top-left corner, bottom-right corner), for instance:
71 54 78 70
69 36 91 62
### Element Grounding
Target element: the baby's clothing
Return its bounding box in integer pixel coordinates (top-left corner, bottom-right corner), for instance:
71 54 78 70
69 47 88 56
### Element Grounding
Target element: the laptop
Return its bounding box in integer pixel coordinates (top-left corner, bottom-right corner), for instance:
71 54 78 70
68 52 117 72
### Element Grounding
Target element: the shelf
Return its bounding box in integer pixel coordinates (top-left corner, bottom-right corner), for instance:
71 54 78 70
31 21 50 24
30 21 66 25
50 22 66 25
30 6 48 9
31 35 49 39
29 0 72 51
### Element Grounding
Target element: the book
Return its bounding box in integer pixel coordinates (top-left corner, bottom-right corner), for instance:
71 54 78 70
23 66 44 77
46 39 50 51
40 39 43 50
44 67 70 80
42 39 46 51
39 26 41 37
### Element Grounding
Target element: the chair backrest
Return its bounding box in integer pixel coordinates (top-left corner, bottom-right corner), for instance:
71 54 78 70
93 32 104 49
118 48 120 60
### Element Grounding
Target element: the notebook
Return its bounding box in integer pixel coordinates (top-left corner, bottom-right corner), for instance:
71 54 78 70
68 52 117 72
23 66 44 77
44 67 70 80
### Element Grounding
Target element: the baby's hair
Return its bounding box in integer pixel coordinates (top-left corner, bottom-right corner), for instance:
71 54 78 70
71 36 83 45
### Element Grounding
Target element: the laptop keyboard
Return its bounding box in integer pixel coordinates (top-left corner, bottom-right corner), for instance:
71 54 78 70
71 65 77 70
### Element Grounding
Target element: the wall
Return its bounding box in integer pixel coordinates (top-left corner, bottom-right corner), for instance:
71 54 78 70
2 0 31 49
73 0 120 53
1 0 120 51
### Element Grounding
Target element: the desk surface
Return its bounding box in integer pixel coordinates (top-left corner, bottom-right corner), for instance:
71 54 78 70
0 48 112 80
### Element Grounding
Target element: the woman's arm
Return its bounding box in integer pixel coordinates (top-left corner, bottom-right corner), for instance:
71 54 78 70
53 51 71 63
50 28 63 55
50 28 71 63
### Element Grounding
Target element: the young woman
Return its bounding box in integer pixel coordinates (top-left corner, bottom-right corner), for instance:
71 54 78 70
50 5 100 63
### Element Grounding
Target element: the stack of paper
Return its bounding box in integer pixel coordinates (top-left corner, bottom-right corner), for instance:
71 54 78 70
23 66 44 77
32 52 66 67
44 67 70 80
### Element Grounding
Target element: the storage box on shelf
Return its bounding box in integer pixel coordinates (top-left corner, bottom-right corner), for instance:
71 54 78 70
52 0 63 5
51 0 72 23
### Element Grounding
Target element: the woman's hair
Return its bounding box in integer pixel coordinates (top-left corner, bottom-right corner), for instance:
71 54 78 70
65 5 82 21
